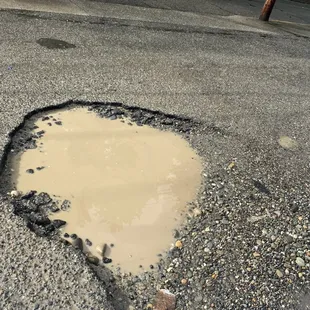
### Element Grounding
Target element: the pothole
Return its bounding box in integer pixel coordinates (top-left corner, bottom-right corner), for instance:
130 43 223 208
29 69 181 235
1 103 203 275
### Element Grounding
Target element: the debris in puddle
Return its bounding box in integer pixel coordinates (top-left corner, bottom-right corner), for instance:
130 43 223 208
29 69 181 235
73 237 83 250
55 121 62 126
36 166 45 171
70 233 77 240
52 219 67 228
103 257 112 264
32 192 52 205
61 200 71 211
42 116 50 121
85 239 92 246
64 233 69 238
26 169 34 174
36 130 45 136
49 202 60 213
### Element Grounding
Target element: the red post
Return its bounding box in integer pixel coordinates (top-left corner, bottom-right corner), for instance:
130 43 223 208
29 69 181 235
259 0 277 21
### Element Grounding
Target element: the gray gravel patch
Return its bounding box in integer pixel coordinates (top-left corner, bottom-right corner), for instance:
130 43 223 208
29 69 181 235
2 101 310 310
0 196 114 310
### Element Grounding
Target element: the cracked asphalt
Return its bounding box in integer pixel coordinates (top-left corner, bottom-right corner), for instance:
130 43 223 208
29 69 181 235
0 3 309 310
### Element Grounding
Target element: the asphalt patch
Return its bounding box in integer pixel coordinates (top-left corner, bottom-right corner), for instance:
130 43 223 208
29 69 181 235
36 38 76 49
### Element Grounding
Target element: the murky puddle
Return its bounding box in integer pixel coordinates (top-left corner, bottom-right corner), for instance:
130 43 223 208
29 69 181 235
11 107 202 273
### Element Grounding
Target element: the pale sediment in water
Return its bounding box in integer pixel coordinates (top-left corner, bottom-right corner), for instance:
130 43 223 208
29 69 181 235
11 107 202 273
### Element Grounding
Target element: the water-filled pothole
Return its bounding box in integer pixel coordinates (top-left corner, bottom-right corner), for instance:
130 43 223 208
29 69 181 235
3 105 202 274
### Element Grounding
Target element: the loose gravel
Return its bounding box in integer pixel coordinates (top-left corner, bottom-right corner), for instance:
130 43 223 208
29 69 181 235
1 102 310 310
0 195 114 310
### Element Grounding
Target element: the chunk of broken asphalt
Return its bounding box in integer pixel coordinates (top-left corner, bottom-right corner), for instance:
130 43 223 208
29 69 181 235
52 219 67 229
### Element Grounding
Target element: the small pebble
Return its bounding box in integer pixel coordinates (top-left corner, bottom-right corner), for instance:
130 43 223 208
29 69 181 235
86 253 99 265
85 239 92 246
55 121 62 125
193 208 202 217
211 272 218 279
52 219 67 228
181 278 188 285
37 130 45 136
103 257 112 264
296 257 305 267
276 269 283 278
174 230 180 238
73 238 83 250
70 233 77 240
63 233 69 238
228 161 236 169
26 169 34 174
175 240 183 248
10 190 21 197
278 136 298 150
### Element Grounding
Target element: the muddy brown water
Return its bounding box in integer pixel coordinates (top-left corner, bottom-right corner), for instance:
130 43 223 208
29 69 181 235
11 107 202 273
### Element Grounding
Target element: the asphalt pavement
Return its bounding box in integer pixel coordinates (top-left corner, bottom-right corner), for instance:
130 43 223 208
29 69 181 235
2 0 310 24
95 0 310 23
0 1 310 309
